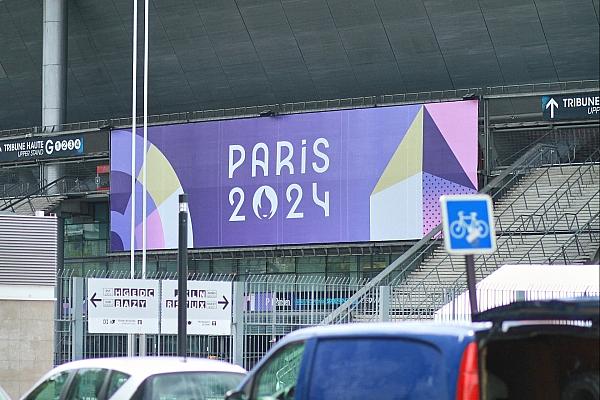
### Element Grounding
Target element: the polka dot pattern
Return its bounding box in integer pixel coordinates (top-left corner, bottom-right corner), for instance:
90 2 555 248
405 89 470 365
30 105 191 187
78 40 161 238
422 173 476 234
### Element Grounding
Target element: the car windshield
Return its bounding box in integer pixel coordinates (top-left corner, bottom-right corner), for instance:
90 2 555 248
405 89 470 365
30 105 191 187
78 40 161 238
137 371 244 400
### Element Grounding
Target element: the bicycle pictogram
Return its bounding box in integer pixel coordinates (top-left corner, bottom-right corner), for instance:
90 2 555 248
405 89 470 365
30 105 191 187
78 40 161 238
449 211 489 243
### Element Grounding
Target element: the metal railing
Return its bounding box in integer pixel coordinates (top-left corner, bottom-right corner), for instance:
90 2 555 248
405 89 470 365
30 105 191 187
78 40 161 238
495 150 599 233
1 176 106 214
391 196 600 321
54 270 367 370
320 144 598 325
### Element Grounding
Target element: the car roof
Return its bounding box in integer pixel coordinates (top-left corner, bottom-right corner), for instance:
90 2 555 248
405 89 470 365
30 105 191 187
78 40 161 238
280 321 490 343
50 356 246 377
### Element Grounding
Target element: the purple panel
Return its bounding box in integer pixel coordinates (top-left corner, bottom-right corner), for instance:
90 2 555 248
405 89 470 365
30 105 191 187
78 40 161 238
110 102 477 251
422 109 476 190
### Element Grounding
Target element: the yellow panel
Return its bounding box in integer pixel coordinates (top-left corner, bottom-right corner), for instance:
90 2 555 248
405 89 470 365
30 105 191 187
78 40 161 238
137 144 182 206
372 108 423 195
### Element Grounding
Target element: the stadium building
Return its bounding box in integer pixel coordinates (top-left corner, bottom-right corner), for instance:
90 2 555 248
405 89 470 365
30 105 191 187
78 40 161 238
0 0 598 393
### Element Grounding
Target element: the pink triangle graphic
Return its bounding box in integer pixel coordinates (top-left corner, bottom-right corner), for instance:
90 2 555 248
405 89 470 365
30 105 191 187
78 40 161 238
424 101 479 189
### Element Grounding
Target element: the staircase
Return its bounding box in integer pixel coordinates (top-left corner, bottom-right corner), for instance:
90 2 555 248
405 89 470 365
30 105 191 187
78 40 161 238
0 176 78 216
321 144 600 325
1 195 66 216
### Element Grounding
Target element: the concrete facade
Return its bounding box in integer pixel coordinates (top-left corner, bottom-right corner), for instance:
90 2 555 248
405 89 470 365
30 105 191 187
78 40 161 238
0 299 54 399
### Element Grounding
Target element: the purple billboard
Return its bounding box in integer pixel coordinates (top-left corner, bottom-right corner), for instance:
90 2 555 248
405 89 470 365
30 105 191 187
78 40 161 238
110 100 478 251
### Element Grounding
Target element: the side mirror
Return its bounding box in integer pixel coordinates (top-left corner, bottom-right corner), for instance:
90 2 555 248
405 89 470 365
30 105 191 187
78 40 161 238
224 389 247 400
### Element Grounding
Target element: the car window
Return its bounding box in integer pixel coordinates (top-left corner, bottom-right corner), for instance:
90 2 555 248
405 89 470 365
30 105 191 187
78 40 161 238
307 338 447 400
106 371 130 398
65 368 108 400
24 371 71 400
133 372 244 400
252 341 306 400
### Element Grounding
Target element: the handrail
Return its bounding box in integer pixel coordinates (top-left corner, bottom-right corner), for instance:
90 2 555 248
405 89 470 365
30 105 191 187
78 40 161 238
0 176 82 212
320 143 559 325
490 150 598 234
400 196 600 319
392 187 599 290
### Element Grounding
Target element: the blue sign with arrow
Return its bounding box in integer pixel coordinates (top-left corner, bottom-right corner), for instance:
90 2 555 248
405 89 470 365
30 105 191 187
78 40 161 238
440 194 496 255
542 92 600 121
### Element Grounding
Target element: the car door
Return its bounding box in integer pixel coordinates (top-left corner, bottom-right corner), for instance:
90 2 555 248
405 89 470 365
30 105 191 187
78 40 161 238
249 340 307 400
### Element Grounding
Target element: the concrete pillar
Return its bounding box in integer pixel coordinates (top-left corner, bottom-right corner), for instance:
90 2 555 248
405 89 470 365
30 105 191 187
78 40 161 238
42 0 67 131
44 162 65 195
232 282 245 367
379 286 391 322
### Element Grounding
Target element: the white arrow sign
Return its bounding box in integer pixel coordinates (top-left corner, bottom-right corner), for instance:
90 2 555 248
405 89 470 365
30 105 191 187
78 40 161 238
545 97 559 119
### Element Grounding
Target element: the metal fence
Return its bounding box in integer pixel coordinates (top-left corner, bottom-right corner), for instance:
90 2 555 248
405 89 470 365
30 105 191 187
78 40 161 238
54 270 367 370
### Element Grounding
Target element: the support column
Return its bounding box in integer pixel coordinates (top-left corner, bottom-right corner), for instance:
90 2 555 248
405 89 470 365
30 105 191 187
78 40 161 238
43 0 67 194
232 282 245 367
72 277 84 360
42 0 67 131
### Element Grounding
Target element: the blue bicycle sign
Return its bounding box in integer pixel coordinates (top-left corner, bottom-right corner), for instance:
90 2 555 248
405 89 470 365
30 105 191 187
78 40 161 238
450 211 490 243
440 194 496 254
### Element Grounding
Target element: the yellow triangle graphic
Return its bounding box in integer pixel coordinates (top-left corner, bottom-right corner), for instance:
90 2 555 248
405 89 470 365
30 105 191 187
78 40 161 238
137 144 182 206
372 107 423 195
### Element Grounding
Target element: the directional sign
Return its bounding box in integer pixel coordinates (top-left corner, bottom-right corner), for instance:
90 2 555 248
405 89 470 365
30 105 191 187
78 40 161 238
542 92 600 121
161 280 232 335
440 194 496 255
87 278 160 334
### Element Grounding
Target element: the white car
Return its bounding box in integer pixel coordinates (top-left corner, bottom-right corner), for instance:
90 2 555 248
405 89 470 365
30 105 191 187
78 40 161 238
19 357 246 400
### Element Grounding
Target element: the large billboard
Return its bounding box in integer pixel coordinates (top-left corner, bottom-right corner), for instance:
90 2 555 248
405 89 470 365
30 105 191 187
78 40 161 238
110 101 478 251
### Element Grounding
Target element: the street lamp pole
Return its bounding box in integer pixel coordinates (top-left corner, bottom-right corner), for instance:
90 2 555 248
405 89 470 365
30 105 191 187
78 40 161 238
177 194 189 357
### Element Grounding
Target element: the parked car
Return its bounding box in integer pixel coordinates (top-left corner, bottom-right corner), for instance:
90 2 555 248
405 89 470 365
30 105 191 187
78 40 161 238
20 356 246 400
226 297 599 400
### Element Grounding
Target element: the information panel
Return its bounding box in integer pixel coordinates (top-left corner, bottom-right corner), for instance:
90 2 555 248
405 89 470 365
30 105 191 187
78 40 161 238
160 280 232 336
87 278 160 334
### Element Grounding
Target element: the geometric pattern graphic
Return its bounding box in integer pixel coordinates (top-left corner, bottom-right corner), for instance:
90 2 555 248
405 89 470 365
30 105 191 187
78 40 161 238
370 101 478 240
110 130 193 251
422 173 476 234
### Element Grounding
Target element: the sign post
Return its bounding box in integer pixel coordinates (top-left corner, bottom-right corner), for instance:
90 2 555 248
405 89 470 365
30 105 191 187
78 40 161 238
440 194 496 318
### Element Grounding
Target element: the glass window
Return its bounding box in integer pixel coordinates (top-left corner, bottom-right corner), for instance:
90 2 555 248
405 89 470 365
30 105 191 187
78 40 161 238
296 257 325 274
307 338 446 400
64 241 83 258
253 341 306 400
134 372 244 400
94 202 109 222
266 258 294 274
326 256 357 274
65 368 108 400
106 370 130 398
159 259 178 273
83 240 107 257
213 259 237 274
24 371 70 400
239 259 267 275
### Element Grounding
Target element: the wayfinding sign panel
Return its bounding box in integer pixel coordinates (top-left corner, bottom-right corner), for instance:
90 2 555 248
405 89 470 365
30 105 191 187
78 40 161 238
161 280 232 335
440 194 496 255
542 92 600 121
87 278 160 334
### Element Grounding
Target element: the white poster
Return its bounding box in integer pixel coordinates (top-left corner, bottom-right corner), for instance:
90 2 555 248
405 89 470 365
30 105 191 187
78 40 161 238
87 278 160 334
161 280 232 335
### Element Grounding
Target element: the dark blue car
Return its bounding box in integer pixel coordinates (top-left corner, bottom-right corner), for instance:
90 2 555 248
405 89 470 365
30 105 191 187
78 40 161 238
227 297 599 400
